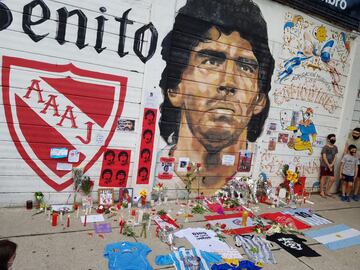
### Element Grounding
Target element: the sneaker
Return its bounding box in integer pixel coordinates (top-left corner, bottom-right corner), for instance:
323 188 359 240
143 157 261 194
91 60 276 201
352 195 359 201
341 195 347 201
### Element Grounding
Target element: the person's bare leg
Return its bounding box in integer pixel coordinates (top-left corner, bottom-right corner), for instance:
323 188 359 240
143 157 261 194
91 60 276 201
320 176 326 197
342 181 347 196
347 182 353 201
352 177 360 201
325 176 335 197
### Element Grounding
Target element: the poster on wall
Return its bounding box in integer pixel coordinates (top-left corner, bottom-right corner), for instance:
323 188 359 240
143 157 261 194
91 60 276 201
158 157 175 180
136 108 157 184
237 151 253 172
99 149 131 188
117 118 135 132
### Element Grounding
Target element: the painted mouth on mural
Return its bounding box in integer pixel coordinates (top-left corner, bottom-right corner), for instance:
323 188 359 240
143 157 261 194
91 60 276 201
208 108 235 115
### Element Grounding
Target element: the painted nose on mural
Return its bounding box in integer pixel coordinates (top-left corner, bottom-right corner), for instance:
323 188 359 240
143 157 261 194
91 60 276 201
217 60 237 96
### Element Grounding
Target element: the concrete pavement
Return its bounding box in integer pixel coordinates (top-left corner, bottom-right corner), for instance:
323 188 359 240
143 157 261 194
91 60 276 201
1 194 359 270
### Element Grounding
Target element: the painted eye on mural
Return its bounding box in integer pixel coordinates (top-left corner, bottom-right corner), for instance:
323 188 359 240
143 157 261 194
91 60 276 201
201 57 224 67
236 58 258 75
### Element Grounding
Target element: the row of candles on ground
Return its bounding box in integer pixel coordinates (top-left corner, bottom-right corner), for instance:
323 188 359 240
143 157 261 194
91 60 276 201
45 205 92 227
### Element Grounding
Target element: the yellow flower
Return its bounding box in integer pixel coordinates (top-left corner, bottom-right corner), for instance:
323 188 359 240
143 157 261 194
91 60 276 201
139 189 147 198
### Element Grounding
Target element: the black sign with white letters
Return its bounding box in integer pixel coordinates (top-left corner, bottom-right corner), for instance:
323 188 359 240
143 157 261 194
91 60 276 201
273 0 360 31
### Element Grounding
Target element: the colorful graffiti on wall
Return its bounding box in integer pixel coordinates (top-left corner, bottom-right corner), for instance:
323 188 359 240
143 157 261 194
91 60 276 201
274 13 351 114
156 0 275 195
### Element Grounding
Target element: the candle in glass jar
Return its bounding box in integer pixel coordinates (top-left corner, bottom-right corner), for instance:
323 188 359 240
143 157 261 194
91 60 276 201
26 200 33 210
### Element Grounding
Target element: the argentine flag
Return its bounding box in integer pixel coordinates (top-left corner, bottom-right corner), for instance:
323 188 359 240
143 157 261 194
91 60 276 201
305 224 360 251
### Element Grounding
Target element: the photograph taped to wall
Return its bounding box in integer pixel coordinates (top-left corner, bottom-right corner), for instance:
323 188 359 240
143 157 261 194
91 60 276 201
278 133 289 143
119 187 133 204
99 149 131 188
238 151 253 172
158 157 175 179
98 188 114 206
177 157 190 172
268 137 277 151
117 118 135 132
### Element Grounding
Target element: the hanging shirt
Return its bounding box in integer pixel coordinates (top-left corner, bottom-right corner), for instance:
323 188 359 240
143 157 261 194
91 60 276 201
234 235 276 264
103 242 153 270
259 212 311 230
155 247 222 270
282 208 332 226
266 233 320 258
174 228 231 253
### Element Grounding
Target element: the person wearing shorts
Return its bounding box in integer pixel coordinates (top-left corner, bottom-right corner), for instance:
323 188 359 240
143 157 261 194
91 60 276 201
340 145 358 202
319 134 338 198
343 128 360 201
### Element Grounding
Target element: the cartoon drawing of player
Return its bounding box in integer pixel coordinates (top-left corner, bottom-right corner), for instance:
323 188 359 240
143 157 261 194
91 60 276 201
287 107 317 154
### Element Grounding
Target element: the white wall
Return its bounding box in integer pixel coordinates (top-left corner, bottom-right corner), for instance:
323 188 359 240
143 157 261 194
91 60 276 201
0 0 358 206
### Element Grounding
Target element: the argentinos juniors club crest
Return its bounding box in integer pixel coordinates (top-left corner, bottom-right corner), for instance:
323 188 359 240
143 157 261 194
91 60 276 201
2 56 127 191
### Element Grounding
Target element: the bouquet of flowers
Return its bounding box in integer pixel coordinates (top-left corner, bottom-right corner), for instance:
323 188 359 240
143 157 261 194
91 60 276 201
152 183 167 203
282 164 300 203
80 176 94 196
34 191 45 209
282 164 299 184
184 162 201 198
139 189 147 206
72 167 93 208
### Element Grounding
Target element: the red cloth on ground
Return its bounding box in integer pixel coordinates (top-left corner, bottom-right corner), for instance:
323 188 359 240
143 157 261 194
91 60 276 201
259 212 311 230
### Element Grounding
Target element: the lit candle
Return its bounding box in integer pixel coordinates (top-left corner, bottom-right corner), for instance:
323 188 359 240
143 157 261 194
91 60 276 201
67 215 70 227
241 211 249 226
52 213 58 226
84 214 87 227
138 210 144 224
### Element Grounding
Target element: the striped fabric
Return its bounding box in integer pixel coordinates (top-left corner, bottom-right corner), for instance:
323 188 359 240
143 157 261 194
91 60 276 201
234 235 276 264
282 208 332 226
155 248 222 270
305 224 360 250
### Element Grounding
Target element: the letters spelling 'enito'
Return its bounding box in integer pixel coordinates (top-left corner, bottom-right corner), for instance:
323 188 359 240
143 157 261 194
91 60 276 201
0 0 158 63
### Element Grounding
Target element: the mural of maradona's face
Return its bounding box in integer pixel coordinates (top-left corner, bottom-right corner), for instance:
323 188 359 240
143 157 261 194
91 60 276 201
172 27 264 152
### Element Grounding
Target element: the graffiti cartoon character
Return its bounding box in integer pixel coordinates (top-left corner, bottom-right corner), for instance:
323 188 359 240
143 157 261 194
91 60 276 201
288 108 317 154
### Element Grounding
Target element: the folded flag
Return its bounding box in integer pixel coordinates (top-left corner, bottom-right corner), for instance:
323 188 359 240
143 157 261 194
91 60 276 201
305 224 360 251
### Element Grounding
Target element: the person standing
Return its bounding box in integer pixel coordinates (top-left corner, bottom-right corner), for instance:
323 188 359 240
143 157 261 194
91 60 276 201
343 128 360 201
340 145 358 202
319 134 338 198
0 239 17 270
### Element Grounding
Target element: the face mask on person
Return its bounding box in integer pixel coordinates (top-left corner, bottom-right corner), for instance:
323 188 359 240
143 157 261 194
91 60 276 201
329 139 336 144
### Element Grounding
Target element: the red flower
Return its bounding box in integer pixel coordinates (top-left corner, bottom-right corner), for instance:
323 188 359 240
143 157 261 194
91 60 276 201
220 224 226 229
196 163 201 168
187 165 192 172
205 223 211 229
